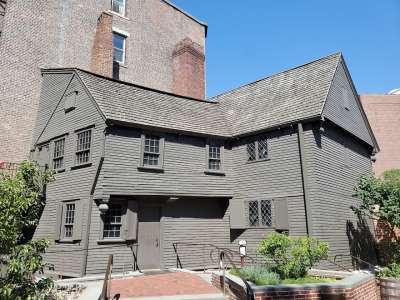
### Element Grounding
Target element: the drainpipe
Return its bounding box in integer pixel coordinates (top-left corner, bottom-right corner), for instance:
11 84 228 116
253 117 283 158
297 123 313 237
81 127 107 277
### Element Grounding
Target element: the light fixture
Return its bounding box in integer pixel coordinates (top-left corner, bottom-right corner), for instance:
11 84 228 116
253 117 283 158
167 197 179 203
99 203 109 214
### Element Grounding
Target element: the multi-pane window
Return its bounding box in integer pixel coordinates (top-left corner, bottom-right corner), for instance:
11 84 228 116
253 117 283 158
103 204 122 239
113 33 126 64
111 0 125 15
247 139 269 161
208 144 222 170
143 135 161 166
76 129 91 165
53 138 65 170
64 203 75 238
248 200 272 227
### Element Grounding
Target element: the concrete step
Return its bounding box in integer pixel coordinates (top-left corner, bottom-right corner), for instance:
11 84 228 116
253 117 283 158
121 293 227 300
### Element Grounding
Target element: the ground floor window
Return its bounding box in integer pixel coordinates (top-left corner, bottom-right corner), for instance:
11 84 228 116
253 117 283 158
248 199 272 227
103 204 123 238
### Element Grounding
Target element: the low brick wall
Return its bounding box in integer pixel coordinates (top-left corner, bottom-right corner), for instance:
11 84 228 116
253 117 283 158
211 271 380 300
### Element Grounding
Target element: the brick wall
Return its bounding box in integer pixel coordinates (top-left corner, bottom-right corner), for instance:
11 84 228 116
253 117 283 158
360 94 400 176
0 0 206 162
172 37 205 99
212 273 380 300
90 12 113 78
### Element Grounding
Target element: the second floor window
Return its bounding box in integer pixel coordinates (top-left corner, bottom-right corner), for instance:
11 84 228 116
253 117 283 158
247 138 269 162
103 204 122 239
113 33 126 64
208 144 222 171
53 138 65 170
76 129 91 165
111 0 125 15
63 203 75 238
143 135 161 166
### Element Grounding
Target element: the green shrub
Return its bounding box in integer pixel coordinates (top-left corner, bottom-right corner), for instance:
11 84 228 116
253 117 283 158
230 266 281 285
257 233 329 279
379 262 400 279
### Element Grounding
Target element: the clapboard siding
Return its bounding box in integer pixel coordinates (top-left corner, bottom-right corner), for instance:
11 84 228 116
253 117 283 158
305 122 375 269
101 127 232 197
33 73 106 277
323 61 374 147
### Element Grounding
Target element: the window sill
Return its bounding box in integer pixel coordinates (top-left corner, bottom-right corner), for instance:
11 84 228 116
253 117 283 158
71 162 92 170
107 10 130 20
97 239 126 245
56 239 77 244
246 158 270 164
55 168 66 173
137 166 164 173
204 170 226 176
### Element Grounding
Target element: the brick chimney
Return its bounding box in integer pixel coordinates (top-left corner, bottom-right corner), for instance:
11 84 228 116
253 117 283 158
172 38 205 99
90 12 113 77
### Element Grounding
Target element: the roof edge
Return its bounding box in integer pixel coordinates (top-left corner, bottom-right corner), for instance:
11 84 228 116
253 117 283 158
41 67 216 104
161 0 208 37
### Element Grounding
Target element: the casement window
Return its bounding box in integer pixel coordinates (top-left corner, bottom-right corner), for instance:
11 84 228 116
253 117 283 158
54 200 82 242
247 138 269 161
52 138 65 170
111 0 125 15
140 134 164 169
103 204 123 239
248 200 272 227
75 129 91 165
113 32 126 64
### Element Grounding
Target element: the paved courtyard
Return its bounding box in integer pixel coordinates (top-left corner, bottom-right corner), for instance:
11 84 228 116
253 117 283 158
110 271 223 299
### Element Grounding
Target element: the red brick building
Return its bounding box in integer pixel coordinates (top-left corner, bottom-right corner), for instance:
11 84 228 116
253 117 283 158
360 91 400 175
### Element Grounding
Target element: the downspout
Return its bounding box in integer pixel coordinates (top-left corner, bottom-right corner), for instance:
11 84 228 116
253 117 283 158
81 127 107 277
297 123 313 236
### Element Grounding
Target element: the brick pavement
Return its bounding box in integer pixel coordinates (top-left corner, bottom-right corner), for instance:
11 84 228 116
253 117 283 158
110 271 220 298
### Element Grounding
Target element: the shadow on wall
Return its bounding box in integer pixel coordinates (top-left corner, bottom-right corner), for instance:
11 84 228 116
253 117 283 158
346 216 378 269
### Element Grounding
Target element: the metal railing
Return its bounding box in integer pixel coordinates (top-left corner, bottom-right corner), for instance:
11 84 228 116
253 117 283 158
99 254 113 300
333 254 378 272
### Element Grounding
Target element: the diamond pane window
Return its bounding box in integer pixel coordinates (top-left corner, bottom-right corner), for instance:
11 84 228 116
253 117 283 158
76 129 91 165
64 203 75 238
103 205 122 238
111 0 125 15
143 135 160 166
208 144 221 170
258 139 268 160
113 33 125 63
247 142 256 161
248 201 259 227
260 200 272 226
53 138 65 169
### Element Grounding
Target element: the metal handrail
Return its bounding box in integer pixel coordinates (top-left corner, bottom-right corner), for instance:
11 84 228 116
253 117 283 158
333 254 378 271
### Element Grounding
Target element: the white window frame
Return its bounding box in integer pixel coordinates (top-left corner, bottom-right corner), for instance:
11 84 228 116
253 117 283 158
111 0 126 16
112 31 126 65
61 201 76 241
52 137 66 170
75 128 92 166
139 133 165 170
205 141 224 173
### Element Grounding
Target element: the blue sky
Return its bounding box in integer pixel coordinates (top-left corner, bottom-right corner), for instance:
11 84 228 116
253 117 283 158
172 0 400 98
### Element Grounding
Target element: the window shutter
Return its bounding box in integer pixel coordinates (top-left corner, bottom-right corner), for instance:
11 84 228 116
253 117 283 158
72 200 83 241
274 198 289 230
229 200 246 229
125 200 138 241
54 203 63 241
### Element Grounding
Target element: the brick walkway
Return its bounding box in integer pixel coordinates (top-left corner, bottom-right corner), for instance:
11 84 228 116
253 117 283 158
110 271 220 299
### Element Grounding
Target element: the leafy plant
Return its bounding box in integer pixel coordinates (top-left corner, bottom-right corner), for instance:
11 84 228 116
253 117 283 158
257 233 329 279
378 262 400 279
0 162 54 299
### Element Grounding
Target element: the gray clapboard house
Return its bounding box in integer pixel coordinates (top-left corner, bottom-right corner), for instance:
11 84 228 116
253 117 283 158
31 53 378 278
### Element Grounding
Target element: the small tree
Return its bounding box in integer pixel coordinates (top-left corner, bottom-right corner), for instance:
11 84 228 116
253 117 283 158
352 170 400 277
0 161 54 299
257 233 329 279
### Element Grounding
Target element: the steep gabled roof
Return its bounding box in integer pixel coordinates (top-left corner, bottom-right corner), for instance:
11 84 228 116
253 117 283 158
211 53 341 137
76 70 230 137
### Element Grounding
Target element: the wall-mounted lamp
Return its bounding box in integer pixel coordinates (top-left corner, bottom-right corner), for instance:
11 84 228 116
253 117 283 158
99 203 109 214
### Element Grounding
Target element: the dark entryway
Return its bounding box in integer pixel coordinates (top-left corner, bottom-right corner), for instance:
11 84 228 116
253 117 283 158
137 205 161 269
